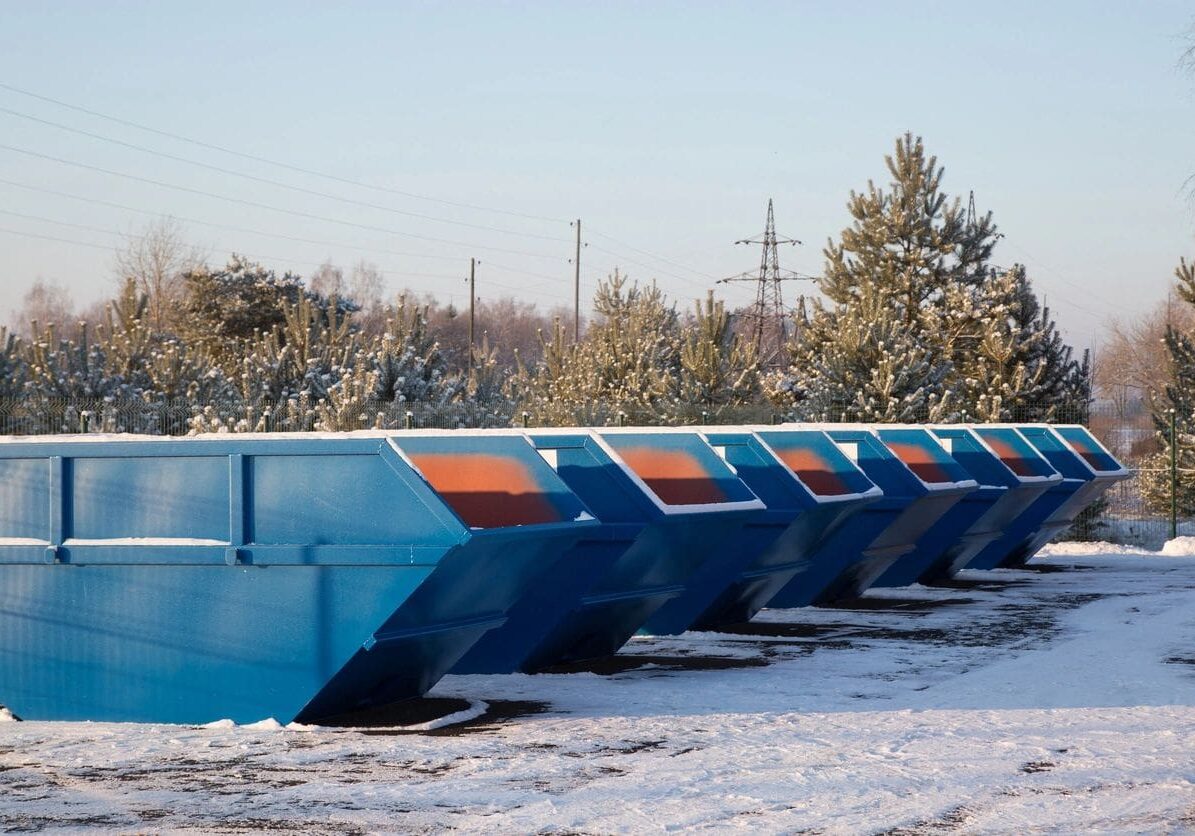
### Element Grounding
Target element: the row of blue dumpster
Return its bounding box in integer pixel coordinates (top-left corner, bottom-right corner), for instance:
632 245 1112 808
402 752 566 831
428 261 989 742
0 423 1129 726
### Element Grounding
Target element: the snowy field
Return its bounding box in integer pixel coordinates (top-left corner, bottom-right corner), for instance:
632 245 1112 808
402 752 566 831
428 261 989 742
3 545 1195 833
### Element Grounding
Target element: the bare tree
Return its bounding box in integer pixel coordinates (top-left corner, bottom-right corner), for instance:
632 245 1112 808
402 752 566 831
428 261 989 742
1096 294 1195 417
309 260 345 299
113 217 206 332
11 278 76 338
348 260 386 336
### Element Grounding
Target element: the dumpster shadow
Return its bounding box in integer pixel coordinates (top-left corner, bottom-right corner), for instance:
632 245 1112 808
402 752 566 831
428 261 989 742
926 576 1029 591
540 654 769 676
822 595 977 612
318 698 550 736
1021 562 1096 573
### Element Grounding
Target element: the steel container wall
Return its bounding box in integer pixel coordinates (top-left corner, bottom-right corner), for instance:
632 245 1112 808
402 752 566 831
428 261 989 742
967 424 1131 569
642 428 881 632
870 426 1061 586
767 426 977 606
455 428 764 672
929 425 1066 575
0 432 599 725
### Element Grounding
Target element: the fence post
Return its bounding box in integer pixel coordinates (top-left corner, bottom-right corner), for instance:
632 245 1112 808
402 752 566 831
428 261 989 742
521 412 530 428
1170 408 1178 541
405 410 415 430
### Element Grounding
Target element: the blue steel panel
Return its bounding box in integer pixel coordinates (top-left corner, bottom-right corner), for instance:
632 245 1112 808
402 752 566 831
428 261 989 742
0 433 602 723
548 442 660 523
0 563 433 724
250 452 458 546
455 430 756 672
1053 426 1124 474
641 432 839 634
71 456 229 541
824 428 930 496
1016 427 1093 480
765 429 971 606
0 457 50 540
873 429 1012 587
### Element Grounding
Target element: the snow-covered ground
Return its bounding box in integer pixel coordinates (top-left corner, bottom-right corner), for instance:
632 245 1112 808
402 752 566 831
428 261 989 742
3 546 1195 833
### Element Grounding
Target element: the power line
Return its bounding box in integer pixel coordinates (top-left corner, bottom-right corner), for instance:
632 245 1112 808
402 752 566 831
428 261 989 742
0 81 568 225
0 176 523 266
585 242 715 291
0 213 461 280
0 210 582 306
0 105 570 244
587 229 721 284
0 141 568 261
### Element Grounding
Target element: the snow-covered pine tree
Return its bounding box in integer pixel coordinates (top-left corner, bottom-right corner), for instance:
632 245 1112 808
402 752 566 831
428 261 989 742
0 328 26 398
513 271 681 426
98 278 235 406
768 283 952 422
779 133 1086 424
821 133 998 322
1141 258 1195 515
938 266 1090 422
673 291 759 420
368 295 462 405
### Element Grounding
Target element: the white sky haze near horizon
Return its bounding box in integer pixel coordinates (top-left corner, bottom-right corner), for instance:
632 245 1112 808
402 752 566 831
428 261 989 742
1 1 1194 354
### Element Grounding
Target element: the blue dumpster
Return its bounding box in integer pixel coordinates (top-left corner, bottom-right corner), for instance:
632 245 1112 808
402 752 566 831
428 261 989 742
967 424 1130 569
767 426 977 606
642 428 881 633
0 432 598 725
454 428 763 672
871 425 1060 586
923 425 1065 576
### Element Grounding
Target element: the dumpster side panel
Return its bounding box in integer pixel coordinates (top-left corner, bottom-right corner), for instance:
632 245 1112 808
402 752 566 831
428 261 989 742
0 437 497 724
71 456 229 541
0 458 50 541
251 452 458 546
451 536 635 674
690 502 862 627
0 563 433 724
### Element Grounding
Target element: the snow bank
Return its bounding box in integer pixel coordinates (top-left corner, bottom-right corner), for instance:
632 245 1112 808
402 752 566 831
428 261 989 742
1040 537 1195 558
1159 535 1195 556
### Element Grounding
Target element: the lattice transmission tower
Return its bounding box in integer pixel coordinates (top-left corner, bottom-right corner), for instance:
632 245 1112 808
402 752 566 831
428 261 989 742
717 199 814 369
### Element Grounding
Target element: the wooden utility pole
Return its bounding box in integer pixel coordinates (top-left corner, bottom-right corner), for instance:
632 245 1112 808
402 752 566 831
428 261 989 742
573 219 582 343
468 257 476 374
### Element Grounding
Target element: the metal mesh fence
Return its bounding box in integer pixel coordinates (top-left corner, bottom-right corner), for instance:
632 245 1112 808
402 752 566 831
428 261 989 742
0 396 1174 547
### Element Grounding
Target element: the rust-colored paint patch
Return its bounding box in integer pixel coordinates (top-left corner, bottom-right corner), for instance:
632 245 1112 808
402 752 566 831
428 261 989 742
770 446 852 496
883 441 954 484
1059 433 1111 472
405 453 561 528
614 447 728 506
978 433 1037 478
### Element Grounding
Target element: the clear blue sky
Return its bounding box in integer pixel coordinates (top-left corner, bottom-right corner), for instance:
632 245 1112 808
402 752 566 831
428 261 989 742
2 1 1193 354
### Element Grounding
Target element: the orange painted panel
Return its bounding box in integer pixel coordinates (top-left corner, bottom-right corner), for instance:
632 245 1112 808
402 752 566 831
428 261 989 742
980 434 1037 478
883 441 954 484
405 453 561 528
771 447 852 496
1061 435 1107 471
615 447 728 506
